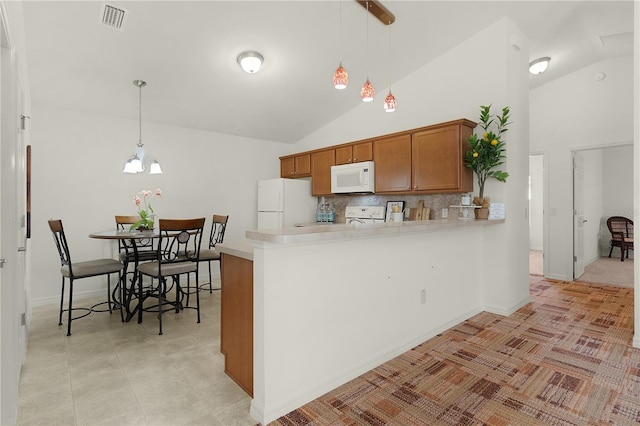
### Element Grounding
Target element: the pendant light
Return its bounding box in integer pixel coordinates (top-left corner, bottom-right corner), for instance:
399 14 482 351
360 1 375 102
332 1 349 89
383 20 396 112
123 80 163 174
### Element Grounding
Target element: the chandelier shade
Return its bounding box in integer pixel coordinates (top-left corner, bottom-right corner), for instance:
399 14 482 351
123 80 163 174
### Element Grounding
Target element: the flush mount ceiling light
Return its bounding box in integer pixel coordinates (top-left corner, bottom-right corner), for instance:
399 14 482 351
123 80 163 174
529 57 550 75
237 51 263 74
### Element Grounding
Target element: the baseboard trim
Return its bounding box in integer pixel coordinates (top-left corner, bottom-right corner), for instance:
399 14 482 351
484 296 531 317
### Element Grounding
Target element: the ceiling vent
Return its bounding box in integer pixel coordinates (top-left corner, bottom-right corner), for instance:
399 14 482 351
99 3 128 31
598 30 633 47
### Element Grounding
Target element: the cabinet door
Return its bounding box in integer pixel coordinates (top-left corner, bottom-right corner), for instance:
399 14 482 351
280 154 311 178
294 154 311 176
352 141 373 163
311 149 335 196
373 135 411 192
412 126 461 191
280 157 295 178
335 146 352 165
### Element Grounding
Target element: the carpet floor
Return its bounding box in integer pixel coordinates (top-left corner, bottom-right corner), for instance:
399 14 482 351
271 276 640 425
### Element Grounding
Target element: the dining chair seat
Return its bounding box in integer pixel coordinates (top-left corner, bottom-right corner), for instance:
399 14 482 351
197 249 221 261
137 260 197 277
61 259 123 278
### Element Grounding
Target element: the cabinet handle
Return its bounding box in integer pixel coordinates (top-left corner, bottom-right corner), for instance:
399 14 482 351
413 186 417 189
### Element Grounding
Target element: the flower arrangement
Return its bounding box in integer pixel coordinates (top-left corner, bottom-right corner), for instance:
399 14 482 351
463 104 511 207
130 188 162 231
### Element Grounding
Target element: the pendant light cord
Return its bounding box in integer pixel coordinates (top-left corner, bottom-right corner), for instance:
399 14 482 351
365 1 369 78
138 82 143 147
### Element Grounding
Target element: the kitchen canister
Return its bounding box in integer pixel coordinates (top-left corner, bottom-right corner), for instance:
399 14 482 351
461 194 471 206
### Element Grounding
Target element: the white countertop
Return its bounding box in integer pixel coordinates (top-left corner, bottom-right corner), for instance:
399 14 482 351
217 240 254 261
245 218 504 245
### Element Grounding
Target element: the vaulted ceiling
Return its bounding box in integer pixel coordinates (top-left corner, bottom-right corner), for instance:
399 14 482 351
21 1 634 143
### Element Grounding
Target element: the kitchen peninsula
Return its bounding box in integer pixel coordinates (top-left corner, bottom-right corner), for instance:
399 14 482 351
218 217 515 425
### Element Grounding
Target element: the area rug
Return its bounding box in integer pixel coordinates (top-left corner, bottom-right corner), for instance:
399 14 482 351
271 276 640 425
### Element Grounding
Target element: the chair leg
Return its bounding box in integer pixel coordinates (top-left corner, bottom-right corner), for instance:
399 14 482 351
621 242 625 262
58 277 65 326
138 271 144 324
195 271 201 324
107 275 113 314
207 261 212 293
67 279 74 336
158 278 163 336
608 245 613 258
119 272 125 323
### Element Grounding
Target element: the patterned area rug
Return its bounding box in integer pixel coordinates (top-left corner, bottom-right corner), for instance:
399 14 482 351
271 276 640 425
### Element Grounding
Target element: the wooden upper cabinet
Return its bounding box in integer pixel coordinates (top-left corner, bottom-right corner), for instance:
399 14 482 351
412 121 474 193
311 149 335 196
335 141 373 165
373 134 412 193
280 153 311 178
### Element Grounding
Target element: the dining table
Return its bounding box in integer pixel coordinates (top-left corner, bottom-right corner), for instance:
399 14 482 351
89 228 160 322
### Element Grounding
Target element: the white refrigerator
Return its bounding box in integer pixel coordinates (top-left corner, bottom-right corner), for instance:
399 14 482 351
257 178 316 229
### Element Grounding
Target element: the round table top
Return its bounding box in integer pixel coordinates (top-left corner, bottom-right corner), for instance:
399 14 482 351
89 229 159 240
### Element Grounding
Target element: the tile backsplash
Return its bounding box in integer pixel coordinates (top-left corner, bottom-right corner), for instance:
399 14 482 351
318 193 470 223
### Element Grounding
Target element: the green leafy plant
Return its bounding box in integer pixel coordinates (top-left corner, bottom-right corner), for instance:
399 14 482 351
130 188 162 231
464 104 511 205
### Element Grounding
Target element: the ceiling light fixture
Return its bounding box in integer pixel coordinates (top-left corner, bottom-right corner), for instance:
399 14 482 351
332 1 349 89
529 57 550 75
356 0 395 25
383 19 396 112
123 80 163 174
361 1 375 102
237 51 263 74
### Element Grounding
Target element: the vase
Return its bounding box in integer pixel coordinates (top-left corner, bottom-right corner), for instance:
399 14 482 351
475 208 489 220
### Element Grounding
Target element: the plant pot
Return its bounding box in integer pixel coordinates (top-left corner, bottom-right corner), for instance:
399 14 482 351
475 208 489 220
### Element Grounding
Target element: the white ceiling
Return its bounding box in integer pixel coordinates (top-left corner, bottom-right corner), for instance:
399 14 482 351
21 1 634 144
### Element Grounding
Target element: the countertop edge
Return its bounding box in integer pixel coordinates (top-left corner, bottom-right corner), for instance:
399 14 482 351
217 241 254 261
245 218 505 245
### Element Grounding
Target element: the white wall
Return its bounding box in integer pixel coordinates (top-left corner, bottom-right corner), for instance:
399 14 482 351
30 106 290 304
529 155 543 250
530 56 634 280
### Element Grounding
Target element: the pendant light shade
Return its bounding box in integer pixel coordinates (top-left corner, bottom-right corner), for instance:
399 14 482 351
123 80 163 174
361 79 375 102
333 63 349 89
384 91 396 112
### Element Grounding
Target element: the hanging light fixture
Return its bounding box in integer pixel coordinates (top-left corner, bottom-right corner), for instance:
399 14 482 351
123 80 163 174
361 1 375 102
383 19 396 112
332 1 349 89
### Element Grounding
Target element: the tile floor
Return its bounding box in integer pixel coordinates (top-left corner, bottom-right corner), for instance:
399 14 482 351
17 279 256 426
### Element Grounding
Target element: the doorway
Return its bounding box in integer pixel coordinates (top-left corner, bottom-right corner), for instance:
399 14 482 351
572 145 633 287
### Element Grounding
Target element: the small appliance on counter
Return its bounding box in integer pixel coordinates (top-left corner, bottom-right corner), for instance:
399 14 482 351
344 206 386 224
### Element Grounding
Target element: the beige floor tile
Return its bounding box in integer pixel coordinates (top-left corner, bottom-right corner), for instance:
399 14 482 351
17 279 256 426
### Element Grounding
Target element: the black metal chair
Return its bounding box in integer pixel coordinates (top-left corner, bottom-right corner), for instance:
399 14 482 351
607 216 634 262
48 219 124 336
137 217 206 335
198 214 228 293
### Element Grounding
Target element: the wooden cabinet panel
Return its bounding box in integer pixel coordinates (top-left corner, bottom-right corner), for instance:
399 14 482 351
280 154 311 178
221 253 254 397
352 141 373 163
335 141 373 165
412 125 462 191
311 149 335 196
373 135 411 192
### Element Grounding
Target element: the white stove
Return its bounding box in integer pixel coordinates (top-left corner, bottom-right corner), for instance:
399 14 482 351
344 206 386 224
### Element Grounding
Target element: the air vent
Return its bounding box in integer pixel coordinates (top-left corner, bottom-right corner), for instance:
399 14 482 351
598 30 633 47
99 3 128 31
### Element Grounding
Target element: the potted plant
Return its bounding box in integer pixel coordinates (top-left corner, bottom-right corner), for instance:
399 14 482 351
130 188 162 231
464 104 510 219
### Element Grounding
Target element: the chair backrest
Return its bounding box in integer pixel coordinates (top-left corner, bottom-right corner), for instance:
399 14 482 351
115 215 154 252
48 219 73 273
157 218 206 264
208 215 229 249
607 216 634 239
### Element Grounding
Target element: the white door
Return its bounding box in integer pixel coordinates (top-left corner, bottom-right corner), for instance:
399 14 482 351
573 152 586 279
1 43 23 425
257 179 284 212
257 211 284 230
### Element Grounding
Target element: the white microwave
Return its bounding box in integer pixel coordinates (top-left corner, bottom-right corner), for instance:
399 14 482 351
331 161 375 194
